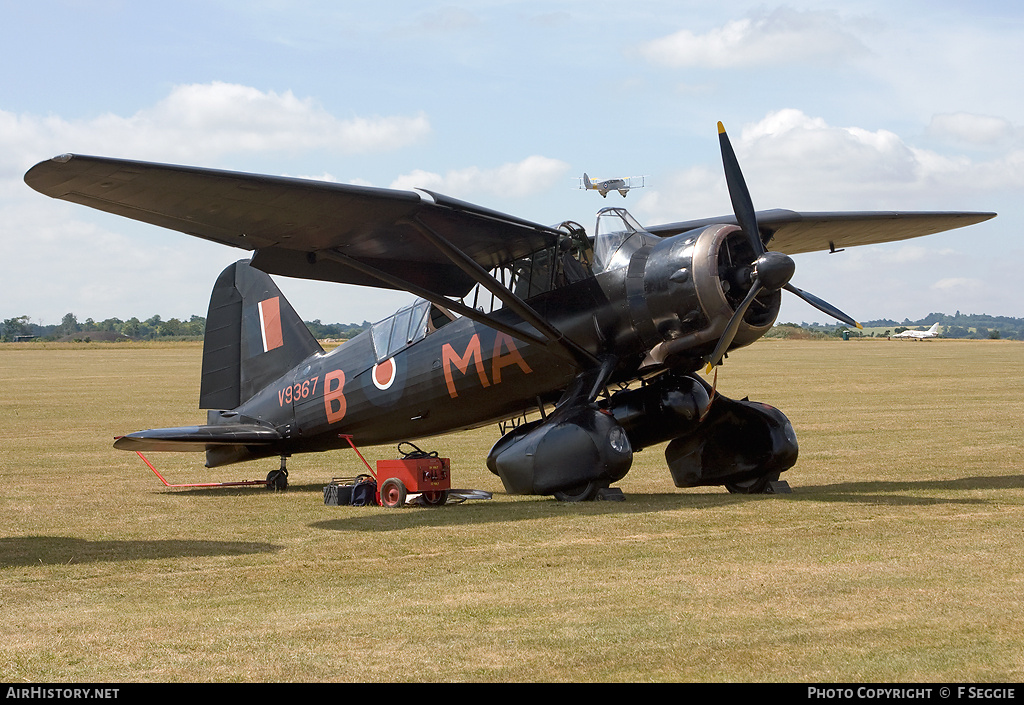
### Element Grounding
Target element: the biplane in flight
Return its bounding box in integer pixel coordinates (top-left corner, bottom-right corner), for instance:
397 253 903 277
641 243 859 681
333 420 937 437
581 172 646 198
25 124 994 501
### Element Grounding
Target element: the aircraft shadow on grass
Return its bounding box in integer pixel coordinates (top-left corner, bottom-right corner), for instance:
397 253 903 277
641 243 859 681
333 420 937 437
795 475 1024 505
0 536 281 568
310 474 1022 532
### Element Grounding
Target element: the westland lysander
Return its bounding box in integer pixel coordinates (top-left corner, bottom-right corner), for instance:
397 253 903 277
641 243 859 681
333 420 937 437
25 124 994 501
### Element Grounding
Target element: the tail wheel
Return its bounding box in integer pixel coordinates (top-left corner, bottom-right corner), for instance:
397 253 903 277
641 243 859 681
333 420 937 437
379 477 407 508
266 468 288 491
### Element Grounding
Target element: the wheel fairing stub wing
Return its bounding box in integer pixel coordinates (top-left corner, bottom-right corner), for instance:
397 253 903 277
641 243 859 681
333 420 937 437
113 424 283 452
646 209 996 255
24 154 562 298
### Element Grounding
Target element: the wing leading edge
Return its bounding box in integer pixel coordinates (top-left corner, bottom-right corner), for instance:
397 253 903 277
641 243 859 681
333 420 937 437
646 208 996 254
25 155 996 292
24 154 562 298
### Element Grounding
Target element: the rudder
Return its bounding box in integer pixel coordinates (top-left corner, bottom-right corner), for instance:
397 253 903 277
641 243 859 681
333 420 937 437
200 260 323 409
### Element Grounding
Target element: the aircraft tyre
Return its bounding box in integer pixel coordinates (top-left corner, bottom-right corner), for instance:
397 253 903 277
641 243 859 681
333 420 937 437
725 472 780 494
379 477 407 508
266 469 288 491
553 480 607 502
421 490 449 506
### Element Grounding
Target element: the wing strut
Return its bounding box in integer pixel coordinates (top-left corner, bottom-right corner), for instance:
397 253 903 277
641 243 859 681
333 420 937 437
313 248 552 350
409 213 600 368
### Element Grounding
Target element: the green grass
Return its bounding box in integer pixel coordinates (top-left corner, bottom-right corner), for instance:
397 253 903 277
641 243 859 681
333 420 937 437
1 338 1023 682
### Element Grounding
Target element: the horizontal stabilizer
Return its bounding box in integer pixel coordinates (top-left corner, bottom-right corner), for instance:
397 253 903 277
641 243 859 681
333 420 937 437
114 424 282 452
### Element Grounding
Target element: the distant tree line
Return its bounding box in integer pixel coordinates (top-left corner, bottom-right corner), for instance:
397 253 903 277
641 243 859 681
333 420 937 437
303 319 372 340
772 311 1023 341
3 310 1021 343
1 313 370 342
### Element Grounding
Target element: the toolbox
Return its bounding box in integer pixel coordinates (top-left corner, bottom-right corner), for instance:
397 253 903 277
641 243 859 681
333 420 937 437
323 475 377 506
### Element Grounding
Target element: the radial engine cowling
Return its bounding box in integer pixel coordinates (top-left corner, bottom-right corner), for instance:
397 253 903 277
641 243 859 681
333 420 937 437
486 404 633 497
640 224 782 369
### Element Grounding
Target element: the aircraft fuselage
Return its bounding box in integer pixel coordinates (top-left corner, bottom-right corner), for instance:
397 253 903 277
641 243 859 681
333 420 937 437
228 276 614 460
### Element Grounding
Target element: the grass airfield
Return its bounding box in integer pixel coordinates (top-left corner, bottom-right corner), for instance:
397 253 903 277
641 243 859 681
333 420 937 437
1 338 1023 682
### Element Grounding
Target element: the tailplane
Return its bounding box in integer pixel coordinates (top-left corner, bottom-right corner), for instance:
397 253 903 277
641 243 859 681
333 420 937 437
200 260 323 409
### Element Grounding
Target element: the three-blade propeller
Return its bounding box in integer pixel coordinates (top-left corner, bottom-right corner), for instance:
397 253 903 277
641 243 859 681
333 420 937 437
706 122 861 373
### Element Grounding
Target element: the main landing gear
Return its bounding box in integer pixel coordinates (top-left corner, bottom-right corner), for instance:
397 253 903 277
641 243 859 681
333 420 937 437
724 472 791 495
551 481 626 502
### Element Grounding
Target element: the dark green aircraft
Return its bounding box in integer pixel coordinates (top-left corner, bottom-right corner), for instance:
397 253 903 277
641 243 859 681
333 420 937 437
25 124 994 501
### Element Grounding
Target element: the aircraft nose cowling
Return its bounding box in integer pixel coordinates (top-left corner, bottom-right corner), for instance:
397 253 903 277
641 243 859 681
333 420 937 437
639 224 781 369
486 405 633 497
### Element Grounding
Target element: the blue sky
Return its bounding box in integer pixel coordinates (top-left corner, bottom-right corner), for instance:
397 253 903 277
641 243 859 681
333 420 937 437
3 1 1022 328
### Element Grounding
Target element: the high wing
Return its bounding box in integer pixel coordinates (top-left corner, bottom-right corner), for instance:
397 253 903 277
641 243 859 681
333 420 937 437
24 154 562 298
646 208 996 254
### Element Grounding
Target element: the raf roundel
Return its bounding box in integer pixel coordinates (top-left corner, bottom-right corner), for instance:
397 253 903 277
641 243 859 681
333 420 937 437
372 358 397 390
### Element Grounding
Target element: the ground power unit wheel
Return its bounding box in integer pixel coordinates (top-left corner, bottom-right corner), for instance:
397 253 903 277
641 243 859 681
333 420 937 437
379 477 407 508
421 490 449 506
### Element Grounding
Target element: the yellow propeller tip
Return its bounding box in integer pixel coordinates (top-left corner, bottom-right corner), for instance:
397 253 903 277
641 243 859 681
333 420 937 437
856 322 864 330
705 363 714 374
717 121 726 134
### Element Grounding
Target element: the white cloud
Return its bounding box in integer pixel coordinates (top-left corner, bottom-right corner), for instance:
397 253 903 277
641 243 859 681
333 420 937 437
389 155 570 199
738 108 915 172
927 112 1017 147
637 109 1023 227
734 110 1023 208
1 82 435 323
777 242 1005 324
737 109 919 199
1 82 430 170
634 165 722 224
410 6 482 33
933 277 984 293
638 7 866 69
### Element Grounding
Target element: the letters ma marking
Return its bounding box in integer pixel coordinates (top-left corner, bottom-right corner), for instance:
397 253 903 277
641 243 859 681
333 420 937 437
442 332 532 398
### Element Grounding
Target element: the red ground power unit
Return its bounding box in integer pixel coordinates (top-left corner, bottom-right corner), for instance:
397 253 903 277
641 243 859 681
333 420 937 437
376 456 451 508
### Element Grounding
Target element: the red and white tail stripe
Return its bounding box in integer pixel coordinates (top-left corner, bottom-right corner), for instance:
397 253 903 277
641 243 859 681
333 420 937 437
258 297 284 352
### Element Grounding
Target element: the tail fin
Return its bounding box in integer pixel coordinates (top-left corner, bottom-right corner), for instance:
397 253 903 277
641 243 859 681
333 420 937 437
200 260 323 409
583 172 592 189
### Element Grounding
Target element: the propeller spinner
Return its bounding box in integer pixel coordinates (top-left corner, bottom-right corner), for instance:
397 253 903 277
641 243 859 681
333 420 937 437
706 123 862 372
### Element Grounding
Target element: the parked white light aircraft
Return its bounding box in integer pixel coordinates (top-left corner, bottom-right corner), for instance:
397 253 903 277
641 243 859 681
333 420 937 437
893 323 941 339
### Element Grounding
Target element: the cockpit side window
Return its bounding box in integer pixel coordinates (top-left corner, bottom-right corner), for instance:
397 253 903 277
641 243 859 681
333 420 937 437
370 316 395 362
461 225 595 314
388 307 412 354
370 298 434 362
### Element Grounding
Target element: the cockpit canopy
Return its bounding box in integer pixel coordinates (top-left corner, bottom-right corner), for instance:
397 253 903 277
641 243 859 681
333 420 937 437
370 298 431 362
593 207 658 273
